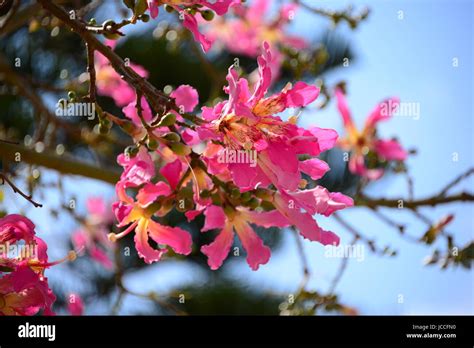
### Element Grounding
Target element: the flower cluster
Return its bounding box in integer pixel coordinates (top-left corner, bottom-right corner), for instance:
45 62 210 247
109 42 353 270
335 88 407 180
0 215 74 315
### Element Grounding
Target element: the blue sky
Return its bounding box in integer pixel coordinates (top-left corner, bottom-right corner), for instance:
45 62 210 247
5 0 472 315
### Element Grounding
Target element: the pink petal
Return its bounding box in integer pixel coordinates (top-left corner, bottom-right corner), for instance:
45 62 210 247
67 293 84 316
160 159 183 190
310 127 338 153
374 139 407 161
148 221 192 255
147 0 159 18
299 158 330 180
183 13 212 52
234 220 271 270
244 209 290 228
335 88 354 129
134 220 166 264
90 247 114 269
201 223 234 270
365 97 400 129
202 205 226 231
136 182 171 207
284 81 320 108
171 85 199 112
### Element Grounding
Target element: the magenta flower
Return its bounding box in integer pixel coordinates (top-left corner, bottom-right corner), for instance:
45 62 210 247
206 0 306 78
200 205 289 270
95 40 149 107
110 149 193 264
147 0 239 52
335 88 408 180
0 215 75 315
197 42 336 192
71 197 114 269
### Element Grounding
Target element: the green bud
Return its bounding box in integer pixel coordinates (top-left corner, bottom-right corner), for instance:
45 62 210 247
241 191 252 202
200 189 211 198
230 188 241 200
201 10 215 21
101 118 112 129
123 0 135 10
246 197 260 210
260 201 275 211
157 113 176 127
134 0 148 16
162 132 181 143
255 188 273 201
88 18 97 25
125 145 139 158
147 137 159 151
67 91 76 100
211 193 222 206
169 142 191 156
140 14 150 22
98 123 109 135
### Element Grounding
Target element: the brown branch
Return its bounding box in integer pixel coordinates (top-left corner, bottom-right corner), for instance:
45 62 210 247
37 0 178 122
356 192 474 209
86 42 96 103
0 140 121 185
0 172 43 207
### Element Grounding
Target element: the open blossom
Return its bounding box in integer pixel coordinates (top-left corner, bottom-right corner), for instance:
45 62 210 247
335 88 408 180
197 42 337 192
110 148 193 264
71 197 114 269
206 0 306 78
147 0 239 52
95 40 149 107
0 215 70 316
192 42 353 270
200 205 289 270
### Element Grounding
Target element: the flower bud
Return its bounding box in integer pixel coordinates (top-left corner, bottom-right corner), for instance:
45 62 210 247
162 132 181 143
157 113 176 127
125 145 139 158
169 142 191 156
201 10 215 21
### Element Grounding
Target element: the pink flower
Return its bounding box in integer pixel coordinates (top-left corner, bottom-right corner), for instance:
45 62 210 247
206 0 306 77
147 0 239 52
170 85 199 112
273 187 353 246
199 205 289 270
0 215 73 316
72 197 114 269
197 42 333 192
0 265 56 316
110 150 192 264
95 41 148 107
335 88 408 180
67 293 84 316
